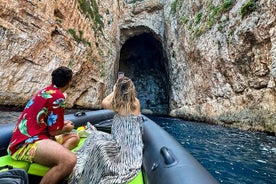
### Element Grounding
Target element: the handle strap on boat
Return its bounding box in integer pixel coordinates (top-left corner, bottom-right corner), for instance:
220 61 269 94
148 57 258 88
74 111 86 117
160 146 176 165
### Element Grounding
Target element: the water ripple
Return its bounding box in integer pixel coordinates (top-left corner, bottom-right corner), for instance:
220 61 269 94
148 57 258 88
148 115 276 184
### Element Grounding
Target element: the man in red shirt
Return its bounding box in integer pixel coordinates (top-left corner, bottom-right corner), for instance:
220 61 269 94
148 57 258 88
8 66 79 184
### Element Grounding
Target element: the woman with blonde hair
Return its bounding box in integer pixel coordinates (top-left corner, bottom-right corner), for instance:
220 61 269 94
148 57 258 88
69 76 143 184
102 76 140 116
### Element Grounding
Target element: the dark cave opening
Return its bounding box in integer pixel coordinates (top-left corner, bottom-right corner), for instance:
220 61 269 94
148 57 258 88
119 32 170 115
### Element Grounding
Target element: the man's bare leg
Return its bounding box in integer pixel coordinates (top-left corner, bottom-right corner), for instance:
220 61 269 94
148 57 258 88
33 139 77 184
61 133 80 150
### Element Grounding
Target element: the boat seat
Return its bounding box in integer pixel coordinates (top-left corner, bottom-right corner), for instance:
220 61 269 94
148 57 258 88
129 170 143 184
0 155 30 171
27 163 49 176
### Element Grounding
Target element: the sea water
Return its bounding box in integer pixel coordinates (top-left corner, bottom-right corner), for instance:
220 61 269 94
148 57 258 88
148 116 276 184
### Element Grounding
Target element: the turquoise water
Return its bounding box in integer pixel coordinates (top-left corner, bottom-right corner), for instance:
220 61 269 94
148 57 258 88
148 116 276 184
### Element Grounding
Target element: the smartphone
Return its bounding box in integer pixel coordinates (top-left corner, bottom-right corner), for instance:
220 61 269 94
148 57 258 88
118 72 124 79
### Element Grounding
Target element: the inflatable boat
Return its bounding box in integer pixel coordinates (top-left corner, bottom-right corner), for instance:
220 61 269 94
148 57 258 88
0 110 219 184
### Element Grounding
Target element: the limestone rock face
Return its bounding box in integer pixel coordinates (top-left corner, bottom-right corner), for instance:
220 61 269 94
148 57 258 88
0 0 112 109
166 0 276 134
0 0 275 134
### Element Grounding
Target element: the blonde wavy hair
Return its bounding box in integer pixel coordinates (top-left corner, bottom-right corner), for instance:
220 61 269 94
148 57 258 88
111 76 137 113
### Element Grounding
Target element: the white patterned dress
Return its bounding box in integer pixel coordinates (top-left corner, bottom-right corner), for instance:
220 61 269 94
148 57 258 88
68 114 143 184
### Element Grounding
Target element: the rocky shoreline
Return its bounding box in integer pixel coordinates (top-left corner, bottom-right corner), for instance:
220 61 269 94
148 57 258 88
0 105 91 125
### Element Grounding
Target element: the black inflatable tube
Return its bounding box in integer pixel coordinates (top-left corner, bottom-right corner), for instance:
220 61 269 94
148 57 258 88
142 116 219 184
64 109 115 126
0 123 15 156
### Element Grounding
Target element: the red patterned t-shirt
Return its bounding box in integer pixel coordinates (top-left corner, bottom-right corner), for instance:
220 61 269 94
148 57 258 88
8 84 66 155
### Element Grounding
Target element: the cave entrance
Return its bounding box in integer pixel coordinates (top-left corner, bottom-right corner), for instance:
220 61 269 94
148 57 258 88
119 32 170 115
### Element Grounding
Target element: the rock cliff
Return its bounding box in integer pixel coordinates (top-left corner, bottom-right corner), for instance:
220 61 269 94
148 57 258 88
0 0 275 134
